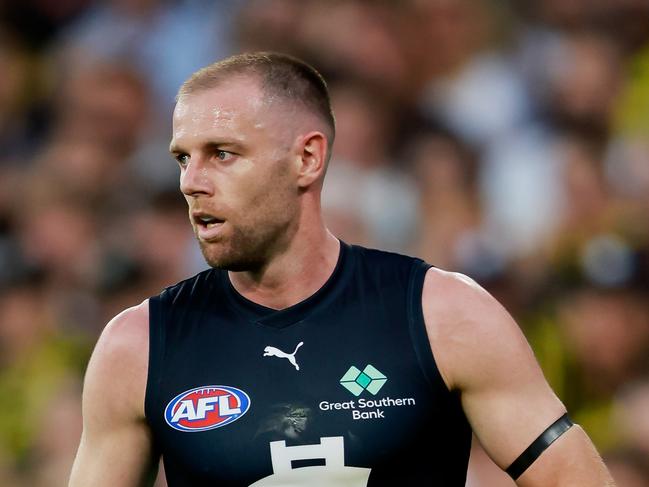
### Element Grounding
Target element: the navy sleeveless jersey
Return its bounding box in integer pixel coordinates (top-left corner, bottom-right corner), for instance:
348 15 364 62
145 243 472 486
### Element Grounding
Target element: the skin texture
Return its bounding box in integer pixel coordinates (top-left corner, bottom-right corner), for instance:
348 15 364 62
69 75 615 486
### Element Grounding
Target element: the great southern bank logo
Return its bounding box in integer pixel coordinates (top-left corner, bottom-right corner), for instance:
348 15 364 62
322 365 415 420
340 365 387 396
164 385 250 432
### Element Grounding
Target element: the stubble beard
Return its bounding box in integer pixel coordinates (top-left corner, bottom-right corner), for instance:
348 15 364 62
197 217 293 272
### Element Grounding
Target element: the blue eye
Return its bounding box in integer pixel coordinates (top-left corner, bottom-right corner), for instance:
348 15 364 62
175 154 189 166
216 150 234 161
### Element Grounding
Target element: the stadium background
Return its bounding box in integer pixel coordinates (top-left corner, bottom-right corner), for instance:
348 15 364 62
1 0 649 485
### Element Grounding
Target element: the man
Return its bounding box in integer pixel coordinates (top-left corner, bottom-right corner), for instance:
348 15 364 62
69 52 615 486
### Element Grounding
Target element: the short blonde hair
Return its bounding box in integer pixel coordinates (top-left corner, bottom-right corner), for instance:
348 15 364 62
178 52 335 144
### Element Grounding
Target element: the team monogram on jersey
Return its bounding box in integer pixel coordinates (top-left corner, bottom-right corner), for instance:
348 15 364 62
164 385 251 432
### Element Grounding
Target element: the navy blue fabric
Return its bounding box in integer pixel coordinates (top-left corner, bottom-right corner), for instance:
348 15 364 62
145 242 472 486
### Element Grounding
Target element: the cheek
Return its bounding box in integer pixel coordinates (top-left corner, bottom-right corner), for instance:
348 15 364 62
245 169 297 220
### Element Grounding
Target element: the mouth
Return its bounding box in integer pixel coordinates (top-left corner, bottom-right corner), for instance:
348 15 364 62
194 213 224 227
192 211 226 240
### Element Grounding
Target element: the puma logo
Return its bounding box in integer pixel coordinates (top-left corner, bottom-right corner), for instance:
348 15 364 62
263 342 304 371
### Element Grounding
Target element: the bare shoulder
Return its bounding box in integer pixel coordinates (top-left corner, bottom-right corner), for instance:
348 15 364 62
71 300 159 486
422 267 496 314
421 268 537 391
95 300 149 360
84 300 150 420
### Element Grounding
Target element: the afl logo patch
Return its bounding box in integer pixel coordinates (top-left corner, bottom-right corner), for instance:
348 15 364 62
164 385 251 432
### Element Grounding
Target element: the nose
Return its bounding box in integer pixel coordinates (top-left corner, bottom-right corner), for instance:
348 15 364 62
180 157 213 197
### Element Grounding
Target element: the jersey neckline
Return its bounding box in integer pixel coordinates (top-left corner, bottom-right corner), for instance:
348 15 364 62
219 240 351 328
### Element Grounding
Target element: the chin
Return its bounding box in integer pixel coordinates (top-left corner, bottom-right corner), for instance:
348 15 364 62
196 222 285 272
199 241 259 272
200 245 234 270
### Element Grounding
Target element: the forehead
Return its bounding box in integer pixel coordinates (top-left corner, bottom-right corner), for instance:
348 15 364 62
173 78 268 131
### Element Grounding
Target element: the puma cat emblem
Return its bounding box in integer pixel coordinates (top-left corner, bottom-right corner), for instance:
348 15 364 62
263 342 304 371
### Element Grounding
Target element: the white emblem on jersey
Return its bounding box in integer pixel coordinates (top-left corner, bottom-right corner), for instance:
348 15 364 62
249 436 371 486
263 342 304 370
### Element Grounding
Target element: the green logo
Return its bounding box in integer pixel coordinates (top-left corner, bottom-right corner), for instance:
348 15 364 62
340 365 387 397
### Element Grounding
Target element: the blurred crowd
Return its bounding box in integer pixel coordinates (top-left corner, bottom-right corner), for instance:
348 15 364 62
1 0 649 485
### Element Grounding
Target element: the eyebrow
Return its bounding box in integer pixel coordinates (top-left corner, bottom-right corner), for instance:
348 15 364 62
169 139 245 154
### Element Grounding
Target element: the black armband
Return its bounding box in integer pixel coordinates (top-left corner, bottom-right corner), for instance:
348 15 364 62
505 413 574 480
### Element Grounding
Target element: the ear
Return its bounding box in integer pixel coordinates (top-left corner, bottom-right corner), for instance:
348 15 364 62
295 131 329 188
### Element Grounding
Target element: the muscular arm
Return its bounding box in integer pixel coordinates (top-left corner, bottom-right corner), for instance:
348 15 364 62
422 269 615 486
69 300 159 487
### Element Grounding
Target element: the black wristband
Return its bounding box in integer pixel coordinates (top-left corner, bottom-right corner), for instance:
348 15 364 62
505 413 574 480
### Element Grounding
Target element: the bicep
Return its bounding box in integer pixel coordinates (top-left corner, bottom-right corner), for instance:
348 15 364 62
451 312 614 485
424 270 612 484
456 306 565 470
69 303 158 487
70 417 158 487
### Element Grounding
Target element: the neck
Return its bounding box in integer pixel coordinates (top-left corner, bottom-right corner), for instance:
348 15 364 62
228 211 340 310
